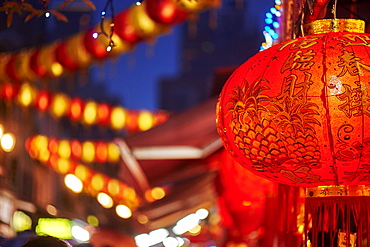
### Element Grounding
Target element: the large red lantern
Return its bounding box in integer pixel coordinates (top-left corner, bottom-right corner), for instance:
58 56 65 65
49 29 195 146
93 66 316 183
216 19 370 246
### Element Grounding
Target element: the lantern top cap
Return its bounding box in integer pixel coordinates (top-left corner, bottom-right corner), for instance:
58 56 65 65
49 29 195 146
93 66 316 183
303 18 365 35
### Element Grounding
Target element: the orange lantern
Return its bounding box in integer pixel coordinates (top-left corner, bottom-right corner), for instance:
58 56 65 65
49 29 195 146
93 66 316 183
97 103 112 126
70 140 82 160
35 90 51 112
69 98 84 122
96 141 108 163
216 19 370 246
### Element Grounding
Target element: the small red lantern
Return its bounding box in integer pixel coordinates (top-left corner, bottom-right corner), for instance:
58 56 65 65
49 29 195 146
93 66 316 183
97 103 112 126
145 0 188 25
1 82 18 100
69 98 84 122
216 19 370 246
114 9 143 44
35 90 51 112
55 41 80 71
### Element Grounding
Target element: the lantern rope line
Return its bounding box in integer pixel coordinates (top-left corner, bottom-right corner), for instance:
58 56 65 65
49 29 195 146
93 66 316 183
97 0 115 52
0 82 169 132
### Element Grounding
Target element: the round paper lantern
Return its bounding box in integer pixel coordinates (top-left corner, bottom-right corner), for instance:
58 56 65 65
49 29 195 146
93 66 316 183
129 3 169 39
35 90 51 112
97 103 112 126
69 98 84 121
5 54 20 83
217 19 369 187
18 83 36 107
96 141 108 163
115 9 143 44
216 19 370 245
83 101 98 125
15 50 37 82
55 40 80 71
84 28 109 59
1 82 18 100
145 0 188 25
50 93 71 118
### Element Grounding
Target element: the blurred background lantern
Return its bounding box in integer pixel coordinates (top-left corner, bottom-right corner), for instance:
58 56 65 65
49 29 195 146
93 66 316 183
50 93 71 118
35 90 52 112
129 3 169 40
145 0 188 25
216 18 370 246
114 9 143 44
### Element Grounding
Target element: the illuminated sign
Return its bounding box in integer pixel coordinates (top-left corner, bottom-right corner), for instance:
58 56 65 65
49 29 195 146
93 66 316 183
36 218 72 239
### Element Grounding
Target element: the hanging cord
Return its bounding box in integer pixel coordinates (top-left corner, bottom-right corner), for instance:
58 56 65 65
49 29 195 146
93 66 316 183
331 0 337 19
93 0 115 52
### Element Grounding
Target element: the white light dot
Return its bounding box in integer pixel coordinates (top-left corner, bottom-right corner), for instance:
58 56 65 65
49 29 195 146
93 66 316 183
97 192 114 208
64 174 83 193
45 12 50 18
116 205 132 219
1 133 15 152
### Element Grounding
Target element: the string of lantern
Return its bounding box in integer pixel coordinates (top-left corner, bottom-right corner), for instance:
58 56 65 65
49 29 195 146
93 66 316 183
0 82 168 132
26 134 121 164
0 0 220 84
26 135 141 217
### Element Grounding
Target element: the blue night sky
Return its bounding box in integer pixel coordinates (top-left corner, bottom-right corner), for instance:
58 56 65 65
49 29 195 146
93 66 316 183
81 0 271 111
90 1 183 111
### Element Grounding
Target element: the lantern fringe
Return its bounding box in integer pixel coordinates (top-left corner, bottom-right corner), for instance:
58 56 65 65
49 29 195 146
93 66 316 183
261 184 305 246
304 197 370 247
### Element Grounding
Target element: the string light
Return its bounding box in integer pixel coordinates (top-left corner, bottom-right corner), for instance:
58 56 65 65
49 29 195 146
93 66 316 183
92 0 116 52
45 11 50 18
135 0 143 5
260 0 281 51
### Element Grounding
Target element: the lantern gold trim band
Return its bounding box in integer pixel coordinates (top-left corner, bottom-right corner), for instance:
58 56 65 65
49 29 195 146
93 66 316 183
303 18 365 35
306 185 370 197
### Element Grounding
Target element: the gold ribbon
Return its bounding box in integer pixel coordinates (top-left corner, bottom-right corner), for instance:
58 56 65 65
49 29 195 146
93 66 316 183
303 19 365 35
306 185 370 197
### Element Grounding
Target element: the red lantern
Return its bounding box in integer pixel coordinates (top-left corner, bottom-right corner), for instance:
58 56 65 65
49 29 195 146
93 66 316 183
114 9 143 44
216 19 370 246
1 82 18 100
69 98 84 122
145 0 188 25
5 54 20 83
35 90 51 112
97 103 111 126
83 28 108 59
55 41 80 71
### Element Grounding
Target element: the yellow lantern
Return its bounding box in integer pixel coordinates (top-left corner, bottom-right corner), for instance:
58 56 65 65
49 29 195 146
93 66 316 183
107 179 120 196
58 140 71 159
91 173 104 191
18 83 36 107
81 141 95 163
138 110 154 131
50 93 71 118
107 142 120 163
83 101 98 125
110 106 127 130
